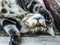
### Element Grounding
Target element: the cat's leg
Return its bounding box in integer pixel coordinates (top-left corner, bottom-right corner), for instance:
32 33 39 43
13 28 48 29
4 25 20 45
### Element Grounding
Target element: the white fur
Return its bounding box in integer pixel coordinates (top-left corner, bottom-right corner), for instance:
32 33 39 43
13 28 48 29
47 27 55 37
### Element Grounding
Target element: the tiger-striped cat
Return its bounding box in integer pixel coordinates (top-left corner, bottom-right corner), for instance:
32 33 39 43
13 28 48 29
0 0 55 45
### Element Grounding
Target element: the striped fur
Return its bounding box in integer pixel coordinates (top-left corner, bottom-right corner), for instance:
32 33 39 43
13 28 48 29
0 0 55 45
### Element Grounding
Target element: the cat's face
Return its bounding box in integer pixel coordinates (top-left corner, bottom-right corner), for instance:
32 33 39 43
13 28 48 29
21 13 55 37
22 13 47 32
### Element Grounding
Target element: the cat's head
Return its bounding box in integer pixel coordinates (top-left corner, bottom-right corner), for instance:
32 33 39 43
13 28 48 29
21 13 55 37
21 13 47 32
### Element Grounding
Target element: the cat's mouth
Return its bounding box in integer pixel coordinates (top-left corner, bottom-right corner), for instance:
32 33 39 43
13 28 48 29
22 20 47 33
26 23 46 29
28 25 48 33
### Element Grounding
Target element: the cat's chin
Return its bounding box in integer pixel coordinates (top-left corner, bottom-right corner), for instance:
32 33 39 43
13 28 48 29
20 26 47 34
20 24 55 36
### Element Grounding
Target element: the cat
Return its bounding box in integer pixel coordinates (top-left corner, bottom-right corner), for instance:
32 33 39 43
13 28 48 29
0 0 55 45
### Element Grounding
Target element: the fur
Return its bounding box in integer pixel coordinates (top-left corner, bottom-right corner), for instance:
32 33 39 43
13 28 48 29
0 0 55 45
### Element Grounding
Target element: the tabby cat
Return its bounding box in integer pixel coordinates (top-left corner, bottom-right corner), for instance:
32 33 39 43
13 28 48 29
0 0 55 45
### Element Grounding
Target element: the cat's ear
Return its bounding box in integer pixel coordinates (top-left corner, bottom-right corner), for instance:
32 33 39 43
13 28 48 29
47 27 55 37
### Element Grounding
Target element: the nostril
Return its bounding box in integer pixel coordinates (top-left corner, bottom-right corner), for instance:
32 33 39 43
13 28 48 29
1 8 7 13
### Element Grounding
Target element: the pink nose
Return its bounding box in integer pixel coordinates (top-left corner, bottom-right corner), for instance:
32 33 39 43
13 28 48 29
35 22 41 27
34 17 42 27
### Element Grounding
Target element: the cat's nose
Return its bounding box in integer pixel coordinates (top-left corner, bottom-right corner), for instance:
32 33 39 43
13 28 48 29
34 17 42 27
34 17 40 20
